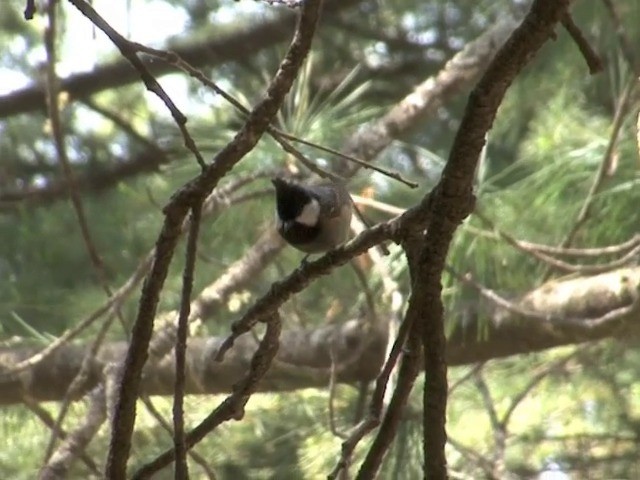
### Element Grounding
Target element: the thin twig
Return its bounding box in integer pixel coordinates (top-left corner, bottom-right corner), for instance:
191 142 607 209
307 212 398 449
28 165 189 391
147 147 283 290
473 370 506 478
0 270 136 378
134 44 418 188
351 200 391 256
66 0 206 169
465 222 640 258
561 12 604 74
80 97 165 153
351 381 369 426
106 0 324 475
351 194 405 216
42 305 116 465
447 437 495 478
173 202 203 480
328 346 348 439
276 130 419 188
557 75 636 250
348 260 377 322
448 363 484 395
41 2 121 466
39 386 107 480
474 209 640 275
355 317 422 479
328 300 413 480
43 0 113 306
141 397 218 479
501 350 579 425
132 313 282 479
22 395 101 476
446 264 640 332
445 266 552 322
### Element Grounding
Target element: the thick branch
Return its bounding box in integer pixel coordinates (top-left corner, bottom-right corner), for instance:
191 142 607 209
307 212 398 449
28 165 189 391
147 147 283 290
2 0 359 119
1 267 637 406
397 2 574 478
339 14 520 168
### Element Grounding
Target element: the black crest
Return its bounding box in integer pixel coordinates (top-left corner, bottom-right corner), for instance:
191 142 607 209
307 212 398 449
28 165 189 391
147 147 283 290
272 178 314 221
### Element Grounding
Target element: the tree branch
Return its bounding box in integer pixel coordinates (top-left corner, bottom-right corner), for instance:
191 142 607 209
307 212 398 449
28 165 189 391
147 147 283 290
0 149 170 213
4 0 360 119
399 2 575 478
105 0 325 476
1 265 638 405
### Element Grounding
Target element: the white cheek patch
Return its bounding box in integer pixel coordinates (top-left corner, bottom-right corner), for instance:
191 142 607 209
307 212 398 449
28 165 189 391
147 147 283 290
295 198 320 226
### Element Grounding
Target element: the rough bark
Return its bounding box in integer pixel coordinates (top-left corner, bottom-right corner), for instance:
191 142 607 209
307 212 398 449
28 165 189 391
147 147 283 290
2 266 637 406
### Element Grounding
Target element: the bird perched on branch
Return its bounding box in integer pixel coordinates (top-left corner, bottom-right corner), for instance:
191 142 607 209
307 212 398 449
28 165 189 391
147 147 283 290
272 177 352 254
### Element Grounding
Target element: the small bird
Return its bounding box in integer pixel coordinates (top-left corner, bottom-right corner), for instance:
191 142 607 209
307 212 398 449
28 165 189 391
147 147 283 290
272 177 353 254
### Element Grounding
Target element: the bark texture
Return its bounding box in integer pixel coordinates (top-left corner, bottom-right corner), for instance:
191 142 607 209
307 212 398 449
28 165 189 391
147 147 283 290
2 266 637 405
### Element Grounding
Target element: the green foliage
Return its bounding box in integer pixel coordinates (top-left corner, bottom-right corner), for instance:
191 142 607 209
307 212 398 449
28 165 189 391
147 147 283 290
1 0 639 478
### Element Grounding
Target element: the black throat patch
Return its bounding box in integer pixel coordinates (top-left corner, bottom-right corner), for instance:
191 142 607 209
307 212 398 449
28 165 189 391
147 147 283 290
274 181 313 221
278 221 320 247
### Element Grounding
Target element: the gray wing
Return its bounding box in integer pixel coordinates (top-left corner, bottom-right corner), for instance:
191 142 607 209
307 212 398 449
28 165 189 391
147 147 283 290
313 182 352 218
313 182 353 249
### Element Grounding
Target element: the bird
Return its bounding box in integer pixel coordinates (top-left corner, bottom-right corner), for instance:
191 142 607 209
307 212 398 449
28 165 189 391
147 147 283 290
272 177 353 254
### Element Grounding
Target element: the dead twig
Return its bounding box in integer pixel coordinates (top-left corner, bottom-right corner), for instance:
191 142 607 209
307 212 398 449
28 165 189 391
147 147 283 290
474 209 640 275
328 304 414 479
41 2 122 467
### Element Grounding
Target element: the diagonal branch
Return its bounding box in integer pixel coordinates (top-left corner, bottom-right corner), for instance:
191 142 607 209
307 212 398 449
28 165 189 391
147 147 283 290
215 216 404 361
339 14 521 170
132 313 283 479
105 0 325 476
66 0 206 169
5 0 361 119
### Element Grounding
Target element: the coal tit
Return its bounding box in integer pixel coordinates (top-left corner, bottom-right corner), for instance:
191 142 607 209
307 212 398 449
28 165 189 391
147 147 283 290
272 177 353 254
